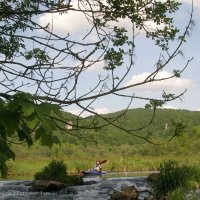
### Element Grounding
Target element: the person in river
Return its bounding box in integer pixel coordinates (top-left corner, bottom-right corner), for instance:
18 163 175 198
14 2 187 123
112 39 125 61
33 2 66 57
93 160 102 172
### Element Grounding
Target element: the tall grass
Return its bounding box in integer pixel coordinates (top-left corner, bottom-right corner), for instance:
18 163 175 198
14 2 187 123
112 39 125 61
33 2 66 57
151 160 200 198
5 156 200 180
7 159 50 176
167 189 199 200
167 188 185 200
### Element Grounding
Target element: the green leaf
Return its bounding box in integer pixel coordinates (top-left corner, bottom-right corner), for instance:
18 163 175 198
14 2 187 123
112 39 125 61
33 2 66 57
39 103 61 115
0 152 8 161
0 110 20 136
0 141 15 161
35 104 59 133
40 134 60 149
0 161 8 178
26 113 40 129
18 122 33 147
22 102 35 117
35 126 44 140
35 126 60 148
35 110 57 132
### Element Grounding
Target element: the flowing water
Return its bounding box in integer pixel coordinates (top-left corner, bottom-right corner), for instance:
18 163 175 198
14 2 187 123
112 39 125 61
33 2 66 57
0 176 153 200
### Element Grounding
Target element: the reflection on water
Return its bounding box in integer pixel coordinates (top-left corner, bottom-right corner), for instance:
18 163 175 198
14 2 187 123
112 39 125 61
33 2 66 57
102 171 158 178
2 171 158 180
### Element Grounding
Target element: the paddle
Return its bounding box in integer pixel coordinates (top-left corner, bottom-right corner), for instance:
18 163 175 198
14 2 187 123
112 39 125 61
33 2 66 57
100 160 107 165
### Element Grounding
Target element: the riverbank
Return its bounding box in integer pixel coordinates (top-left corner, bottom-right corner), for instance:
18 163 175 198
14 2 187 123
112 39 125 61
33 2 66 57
1 171 158 182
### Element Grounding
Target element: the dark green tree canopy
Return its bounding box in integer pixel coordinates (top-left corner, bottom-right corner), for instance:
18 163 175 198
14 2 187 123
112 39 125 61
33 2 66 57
0 0 194 176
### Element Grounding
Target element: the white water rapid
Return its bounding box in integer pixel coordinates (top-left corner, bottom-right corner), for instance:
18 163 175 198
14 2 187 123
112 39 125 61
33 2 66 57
0 177 152 200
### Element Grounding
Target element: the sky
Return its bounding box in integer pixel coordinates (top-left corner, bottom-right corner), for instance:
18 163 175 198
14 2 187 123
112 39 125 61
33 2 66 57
38 0 200 117
177 0 200 110
3 0 199 117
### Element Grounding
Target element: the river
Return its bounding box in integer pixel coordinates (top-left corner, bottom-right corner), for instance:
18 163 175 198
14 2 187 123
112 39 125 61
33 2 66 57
0 175 153 200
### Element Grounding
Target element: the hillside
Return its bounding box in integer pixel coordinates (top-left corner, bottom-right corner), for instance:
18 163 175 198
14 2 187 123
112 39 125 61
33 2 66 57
92 108 200 145
8 108 200 176
12 108 200 159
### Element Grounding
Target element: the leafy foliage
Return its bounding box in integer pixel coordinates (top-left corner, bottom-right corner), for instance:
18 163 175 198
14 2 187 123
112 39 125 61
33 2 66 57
34 160 68 181
100 0 181 50
34 160 83 185
152 160 200 198
0 93 60 177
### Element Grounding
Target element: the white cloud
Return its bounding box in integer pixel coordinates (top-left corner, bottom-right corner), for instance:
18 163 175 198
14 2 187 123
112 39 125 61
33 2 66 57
38 1 93 36
162 105 178 109
68 109 90 118
38 1 185 40
38 0 199 35
109 17 164 38
75 60 105 72
38 11 90 35
38 2 104 44
95 107 110 114
125 71 194 92
68 107 109 117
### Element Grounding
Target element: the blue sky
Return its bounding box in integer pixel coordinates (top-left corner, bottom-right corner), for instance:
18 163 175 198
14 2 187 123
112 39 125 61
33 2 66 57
37 0 199 116
176 0 200 111
2 0 199 117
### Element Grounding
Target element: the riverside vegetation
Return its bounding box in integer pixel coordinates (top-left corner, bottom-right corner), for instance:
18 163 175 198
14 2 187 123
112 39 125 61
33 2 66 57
34 160 83 188
32 159 200 199
3 108 200 178
151 160 200 199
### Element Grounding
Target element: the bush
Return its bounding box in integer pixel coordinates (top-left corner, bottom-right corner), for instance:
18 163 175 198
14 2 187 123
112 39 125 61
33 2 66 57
151 160 200 198
34 160 83 186
34 160 67 182
168 188 199 200
167 188 185 200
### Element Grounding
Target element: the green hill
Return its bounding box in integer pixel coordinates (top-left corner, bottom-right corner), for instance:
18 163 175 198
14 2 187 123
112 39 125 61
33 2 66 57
11 108 200 158
8 108 200 176
92 108 200 145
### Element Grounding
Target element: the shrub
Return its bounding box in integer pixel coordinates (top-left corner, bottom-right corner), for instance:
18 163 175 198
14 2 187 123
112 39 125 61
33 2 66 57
167 188 185 200
34 160 67 182
34 160 83 186
151 160 200 198
168 189 199 200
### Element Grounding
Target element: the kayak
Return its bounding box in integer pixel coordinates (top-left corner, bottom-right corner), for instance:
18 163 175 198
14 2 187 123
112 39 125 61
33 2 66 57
81 170 107 176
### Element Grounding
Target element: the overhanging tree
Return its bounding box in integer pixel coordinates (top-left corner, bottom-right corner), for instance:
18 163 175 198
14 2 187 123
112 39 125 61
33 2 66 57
0 0 194 177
